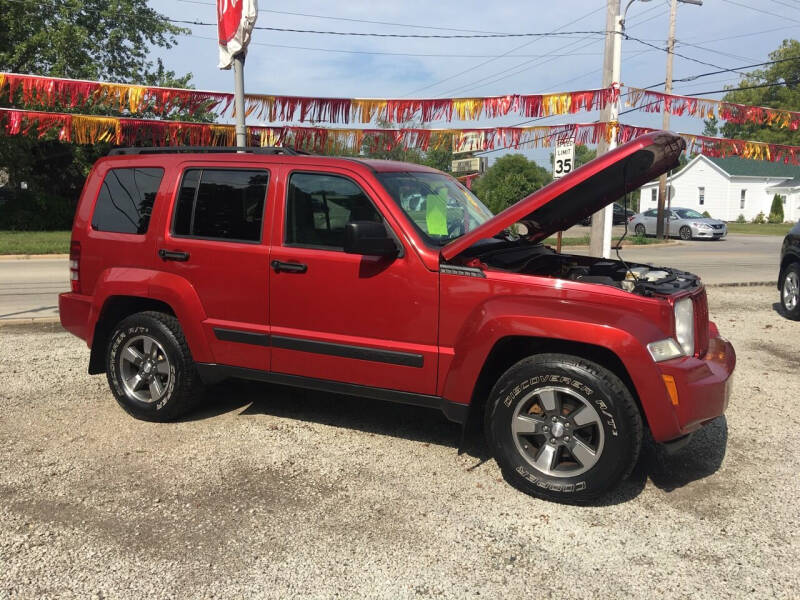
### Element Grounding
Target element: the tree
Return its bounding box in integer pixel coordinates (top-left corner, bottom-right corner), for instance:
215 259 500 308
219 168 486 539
770 194 785 223
472 154 551 214
705 39 800 146
0 0 186 82
0 0 195 229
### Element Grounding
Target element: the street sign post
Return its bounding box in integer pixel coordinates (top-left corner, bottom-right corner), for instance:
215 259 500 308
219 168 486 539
553 142 575 252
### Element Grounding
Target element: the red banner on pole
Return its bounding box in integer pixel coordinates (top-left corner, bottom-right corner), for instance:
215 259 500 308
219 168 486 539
217 0 258 70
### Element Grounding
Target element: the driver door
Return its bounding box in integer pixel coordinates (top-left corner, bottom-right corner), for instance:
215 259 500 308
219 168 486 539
267 166 440 396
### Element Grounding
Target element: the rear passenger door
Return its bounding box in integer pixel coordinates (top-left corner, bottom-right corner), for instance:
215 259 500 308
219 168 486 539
267 167 439 396
157 165 273 372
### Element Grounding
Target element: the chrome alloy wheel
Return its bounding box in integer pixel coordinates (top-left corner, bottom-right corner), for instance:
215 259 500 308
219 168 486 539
119 335 171 404
511 386 605 478
784 271 800 312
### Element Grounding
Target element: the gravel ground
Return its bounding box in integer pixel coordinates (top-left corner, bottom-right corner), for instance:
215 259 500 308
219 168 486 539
1 286 798 599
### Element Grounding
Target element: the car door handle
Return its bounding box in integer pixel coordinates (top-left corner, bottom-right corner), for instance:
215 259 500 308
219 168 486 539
158 249 190 262
271 260 307 273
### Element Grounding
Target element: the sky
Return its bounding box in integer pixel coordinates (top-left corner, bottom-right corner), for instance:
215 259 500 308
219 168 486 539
146 0 799 167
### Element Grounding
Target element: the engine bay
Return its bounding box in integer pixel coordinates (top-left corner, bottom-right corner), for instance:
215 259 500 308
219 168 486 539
460 243 701 296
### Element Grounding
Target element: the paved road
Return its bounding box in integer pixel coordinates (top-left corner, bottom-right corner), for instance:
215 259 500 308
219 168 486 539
0 258 66 320
0 233 783 321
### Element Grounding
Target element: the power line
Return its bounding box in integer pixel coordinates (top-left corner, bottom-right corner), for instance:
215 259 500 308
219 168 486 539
168 19 606 39
624 34 751 76
674 40 759 64
186 33 608 59
719 0 800 24
174 0 511 35
401 6 606 96
447 5 668 98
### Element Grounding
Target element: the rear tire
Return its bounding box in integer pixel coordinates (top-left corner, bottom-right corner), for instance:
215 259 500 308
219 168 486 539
634 224 646 237
780 263 800 320
106 311 203 421
485 353 643 504
679 226 692 240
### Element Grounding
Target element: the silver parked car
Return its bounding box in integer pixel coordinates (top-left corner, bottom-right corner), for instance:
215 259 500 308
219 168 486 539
629 207 727 240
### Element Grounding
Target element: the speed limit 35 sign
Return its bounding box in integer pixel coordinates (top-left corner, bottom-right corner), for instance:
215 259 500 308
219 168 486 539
553 143 575 179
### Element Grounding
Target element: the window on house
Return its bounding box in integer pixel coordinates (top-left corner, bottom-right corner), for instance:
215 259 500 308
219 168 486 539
698 187 705 206
173 169 269 242
740 189 746 210
92 168 164 234
651 188 657 202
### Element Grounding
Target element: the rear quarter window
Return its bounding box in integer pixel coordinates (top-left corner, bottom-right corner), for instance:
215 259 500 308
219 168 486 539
91 167 164 234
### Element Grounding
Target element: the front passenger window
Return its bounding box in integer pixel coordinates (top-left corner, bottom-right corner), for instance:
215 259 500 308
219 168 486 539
286 173 381 249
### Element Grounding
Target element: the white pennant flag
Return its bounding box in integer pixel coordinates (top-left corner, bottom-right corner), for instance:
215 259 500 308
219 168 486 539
217 0 258 70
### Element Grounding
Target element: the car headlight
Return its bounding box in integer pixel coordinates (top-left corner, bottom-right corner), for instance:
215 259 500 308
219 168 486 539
646 338 684 362
674 297 695 356
695 223 712 229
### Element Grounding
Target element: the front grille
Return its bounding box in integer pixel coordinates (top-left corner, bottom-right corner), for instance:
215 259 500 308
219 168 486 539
711 224 724 230
693 288 709 357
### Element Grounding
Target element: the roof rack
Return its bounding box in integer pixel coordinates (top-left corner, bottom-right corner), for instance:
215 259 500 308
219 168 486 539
108 146 311 156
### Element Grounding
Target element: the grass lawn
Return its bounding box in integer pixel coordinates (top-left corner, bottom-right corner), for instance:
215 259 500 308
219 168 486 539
725 222 794 236
542 234 668 247
0 231 71 255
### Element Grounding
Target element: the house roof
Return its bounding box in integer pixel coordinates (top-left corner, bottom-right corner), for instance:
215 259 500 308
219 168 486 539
706 156 800 178
767 175 800 190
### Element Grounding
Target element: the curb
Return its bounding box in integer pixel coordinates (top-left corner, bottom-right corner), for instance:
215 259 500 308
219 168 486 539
706 281 777 288
0 254 69 260
0 317 62 331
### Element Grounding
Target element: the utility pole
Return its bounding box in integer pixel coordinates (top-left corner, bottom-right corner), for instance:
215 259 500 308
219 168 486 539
233 54 247 150
655 0 678 239
655 0 701 238
590 0 622 259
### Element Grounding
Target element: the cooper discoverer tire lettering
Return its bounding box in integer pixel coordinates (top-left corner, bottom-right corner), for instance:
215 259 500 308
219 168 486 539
485 353 643 503
106 311 203 421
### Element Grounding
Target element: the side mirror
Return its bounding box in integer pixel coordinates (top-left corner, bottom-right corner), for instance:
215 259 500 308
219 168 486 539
344 221 399 257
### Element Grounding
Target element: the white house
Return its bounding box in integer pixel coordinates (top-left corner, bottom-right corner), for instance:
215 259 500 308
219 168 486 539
639 155 800 222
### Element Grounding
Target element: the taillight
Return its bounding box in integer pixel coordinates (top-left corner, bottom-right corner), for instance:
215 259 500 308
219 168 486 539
628 215 635 222
69 241 81 293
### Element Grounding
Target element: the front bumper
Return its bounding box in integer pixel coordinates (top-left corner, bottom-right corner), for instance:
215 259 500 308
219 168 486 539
655 333 735 441
693 226 726 238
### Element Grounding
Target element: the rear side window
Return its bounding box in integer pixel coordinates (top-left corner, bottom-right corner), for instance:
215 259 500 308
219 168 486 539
285 172 381 249
92 168 164 234
173 169 269 243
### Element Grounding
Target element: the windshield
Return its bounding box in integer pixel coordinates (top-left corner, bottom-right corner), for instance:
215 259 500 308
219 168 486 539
376 172 495 245
676 208 705 219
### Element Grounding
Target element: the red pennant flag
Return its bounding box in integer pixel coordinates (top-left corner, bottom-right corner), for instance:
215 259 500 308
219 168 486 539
217 0 258 70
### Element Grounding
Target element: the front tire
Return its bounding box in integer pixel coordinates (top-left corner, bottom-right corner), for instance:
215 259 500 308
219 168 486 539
634 223 646 237
106 311 203 421
780 263 800 320
679 226 692 240
485 354 643 503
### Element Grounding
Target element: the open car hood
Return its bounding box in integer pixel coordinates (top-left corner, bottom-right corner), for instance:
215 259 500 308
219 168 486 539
441 130 686 261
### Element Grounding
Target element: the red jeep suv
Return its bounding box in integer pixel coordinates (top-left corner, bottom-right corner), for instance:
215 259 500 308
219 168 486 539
59 131 735 502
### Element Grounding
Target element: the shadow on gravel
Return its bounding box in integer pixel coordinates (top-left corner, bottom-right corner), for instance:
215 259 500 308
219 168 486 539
637 416 728 493
188 379 491 461
185 380 727 504
772 301 789 318
536 416 729 507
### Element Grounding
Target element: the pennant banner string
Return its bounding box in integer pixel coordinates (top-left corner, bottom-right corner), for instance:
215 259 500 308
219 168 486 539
1 107 799 165
625 86 800 131
0 72 615 124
